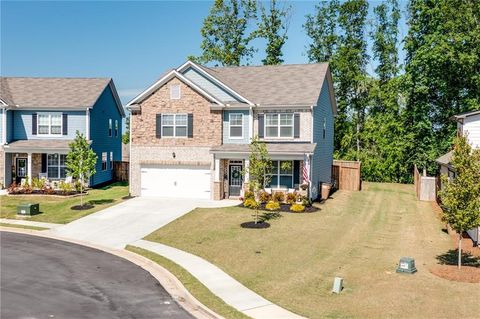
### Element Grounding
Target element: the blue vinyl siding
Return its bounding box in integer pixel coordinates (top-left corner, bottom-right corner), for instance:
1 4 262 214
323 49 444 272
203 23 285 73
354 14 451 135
12 110 86 140
182 67 240 102
0 110 3 143
311 79 334 199
223 110 250 144
89 85 123 186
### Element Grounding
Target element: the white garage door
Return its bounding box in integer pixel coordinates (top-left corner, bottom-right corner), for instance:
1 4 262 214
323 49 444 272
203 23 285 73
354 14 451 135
141 165 211 199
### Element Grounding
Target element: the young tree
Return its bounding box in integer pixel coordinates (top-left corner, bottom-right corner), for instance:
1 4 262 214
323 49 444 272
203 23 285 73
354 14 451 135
244 137 272 224
254 0 291 65
66 131 98 207
122 116 130 144
438 135 480 269
191 0 257 66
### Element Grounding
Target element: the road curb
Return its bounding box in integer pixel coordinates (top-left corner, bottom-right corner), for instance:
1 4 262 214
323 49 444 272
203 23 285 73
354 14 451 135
0 227 224 319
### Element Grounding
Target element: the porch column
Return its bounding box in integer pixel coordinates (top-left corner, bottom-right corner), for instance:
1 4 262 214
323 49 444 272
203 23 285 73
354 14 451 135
214 158 220 182
27 153 32 183
244 159 250 183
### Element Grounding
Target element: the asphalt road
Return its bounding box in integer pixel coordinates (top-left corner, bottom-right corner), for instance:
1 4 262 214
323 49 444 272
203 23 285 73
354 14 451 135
0 231 195 319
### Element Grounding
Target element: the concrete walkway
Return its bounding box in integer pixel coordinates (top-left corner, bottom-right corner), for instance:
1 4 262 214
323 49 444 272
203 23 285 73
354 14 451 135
0 218 61 229
133 240 306 319
49 197 239 249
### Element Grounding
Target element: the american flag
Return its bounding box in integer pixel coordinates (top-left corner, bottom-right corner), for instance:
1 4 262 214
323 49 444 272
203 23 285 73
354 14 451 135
303 155 310 184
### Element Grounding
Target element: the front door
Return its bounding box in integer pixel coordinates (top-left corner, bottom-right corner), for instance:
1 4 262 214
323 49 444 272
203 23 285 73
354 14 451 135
16 158 27 184
229 164 243 197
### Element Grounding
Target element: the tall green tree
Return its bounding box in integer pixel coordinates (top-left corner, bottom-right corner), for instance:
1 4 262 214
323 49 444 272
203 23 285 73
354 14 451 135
404 0 480 174
66 131 97 207
122 116 130 144
191 0 257 66
438 135 480 269
254 0 291 65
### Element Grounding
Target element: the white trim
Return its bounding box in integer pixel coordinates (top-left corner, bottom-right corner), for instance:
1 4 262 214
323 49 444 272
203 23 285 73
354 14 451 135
248 107 253 142
310 105 314 143
214 158 220 182
170 84 181 100
161 113 188 138
108 119 113 137
228 113 244 139
37 112 63 137
110 151 114 170
177 61 255 106
115 119 119 137
0 99 8 106
101 152 108 171
126 70 225 107
85 108 90 140
2 108 6 145
264 113 294 139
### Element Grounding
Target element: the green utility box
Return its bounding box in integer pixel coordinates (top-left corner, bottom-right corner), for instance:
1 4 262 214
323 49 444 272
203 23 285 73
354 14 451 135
17 203 40 216
396 257 417 274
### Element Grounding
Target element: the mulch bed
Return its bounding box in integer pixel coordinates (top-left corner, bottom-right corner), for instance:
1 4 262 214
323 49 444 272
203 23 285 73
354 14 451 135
429 265 480 283
240 221 270 229
8 191 86 197
240 203 320 213
71 204 95 210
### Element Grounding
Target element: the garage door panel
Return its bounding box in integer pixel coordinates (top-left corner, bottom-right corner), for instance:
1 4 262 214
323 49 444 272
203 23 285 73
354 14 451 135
141 165 211 199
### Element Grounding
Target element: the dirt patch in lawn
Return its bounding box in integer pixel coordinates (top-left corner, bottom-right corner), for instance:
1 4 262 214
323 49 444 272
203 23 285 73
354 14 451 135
429 265 480 283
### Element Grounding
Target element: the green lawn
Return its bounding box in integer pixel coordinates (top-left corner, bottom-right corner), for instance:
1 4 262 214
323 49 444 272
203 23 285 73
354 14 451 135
145 182 479 319
126 246 250 319
0 223 48 231
0 182 129 224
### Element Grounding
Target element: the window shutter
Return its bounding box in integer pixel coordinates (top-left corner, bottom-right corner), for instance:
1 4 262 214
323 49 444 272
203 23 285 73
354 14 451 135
32 113 37 135
155 114 162 138
41 154 47 173
187 113 194 138
294 113 300 138
293 160 300 186
62 113 68 135
258 114 264 138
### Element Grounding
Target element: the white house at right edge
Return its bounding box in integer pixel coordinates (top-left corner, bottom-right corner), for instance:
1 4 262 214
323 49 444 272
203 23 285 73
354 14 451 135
127 61 336 200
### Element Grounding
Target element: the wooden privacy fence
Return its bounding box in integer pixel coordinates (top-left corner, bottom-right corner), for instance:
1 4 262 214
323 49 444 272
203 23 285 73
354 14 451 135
332 160 361 191
413 165 437 201
113 161 129 182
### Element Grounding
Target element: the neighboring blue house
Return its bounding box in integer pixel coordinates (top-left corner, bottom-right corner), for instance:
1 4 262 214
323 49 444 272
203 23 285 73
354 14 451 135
0 77 125 187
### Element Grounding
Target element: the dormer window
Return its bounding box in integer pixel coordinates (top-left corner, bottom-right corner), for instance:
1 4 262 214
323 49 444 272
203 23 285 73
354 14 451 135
170 84 181 100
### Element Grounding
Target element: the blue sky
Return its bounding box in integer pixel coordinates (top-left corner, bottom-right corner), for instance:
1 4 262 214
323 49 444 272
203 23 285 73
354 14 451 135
1 1 408 104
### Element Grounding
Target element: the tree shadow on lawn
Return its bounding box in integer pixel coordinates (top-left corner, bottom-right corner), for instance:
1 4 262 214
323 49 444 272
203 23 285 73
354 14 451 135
436 250 480 268
88 199 115 205
259 211 282 222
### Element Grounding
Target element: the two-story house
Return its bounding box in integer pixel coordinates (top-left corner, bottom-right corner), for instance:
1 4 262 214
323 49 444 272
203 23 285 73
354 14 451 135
436 109 480 245
0 77 125 188
127 61 336 200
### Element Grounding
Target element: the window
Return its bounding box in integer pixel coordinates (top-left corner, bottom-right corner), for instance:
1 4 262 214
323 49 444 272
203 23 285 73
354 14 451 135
110 152 113 170
102 152 107 171
162 114 187 137
38 113 62 135
170 84 181 99
47 154 67 179
114 120 119 137
229 113 243 138
266 160 293 189
108 119 112 137
265 113 293 138
323 117 327 139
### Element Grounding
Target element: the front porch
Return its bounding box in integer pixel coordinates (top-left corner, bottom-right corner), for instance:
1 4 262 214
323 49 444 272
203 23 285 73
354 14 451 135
211 143 315 200
2 140 71 187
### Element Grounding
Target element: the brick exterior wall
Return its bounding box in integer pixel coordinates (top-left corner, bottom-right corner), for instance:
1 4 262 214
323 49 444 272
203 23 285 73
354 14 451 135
130 77 223 197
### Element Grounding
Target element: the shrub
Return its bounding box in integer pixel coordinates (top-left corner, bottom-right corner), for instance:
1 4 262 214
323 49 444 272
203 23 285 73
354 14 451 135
301 196 312 207
244 198 259 209
286 192 297 204
59 181 73 195
273 191 285 203
259 191 271 203
244 190 255 201
31 178 46 190
290 203 305 213
265 200 280 211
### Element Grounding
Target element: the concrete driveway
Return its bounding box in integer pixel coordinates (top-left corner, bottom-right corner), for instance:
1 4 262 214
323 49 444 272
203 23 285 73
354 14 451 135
0 232 194 319
49 197 239 249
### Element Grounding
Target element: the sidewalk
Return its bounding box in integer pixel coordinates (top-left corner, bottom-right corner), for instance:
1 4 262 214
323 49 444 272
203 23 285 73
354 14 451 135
133 239 306 319
0 218 61 229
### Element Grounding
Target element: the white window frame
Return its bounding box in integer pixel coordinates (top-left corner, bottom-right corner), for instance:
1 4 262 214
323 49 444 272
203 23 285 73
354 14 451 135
102 152 107 171
229 113 243 139
161 113 188 138
114 120 119 137
170 84 181 100
323 117 327 139
266 160 294 189
47 153 67 179
110 151 113 170
264 113 294 138
37 112 63 136
108 119 112 137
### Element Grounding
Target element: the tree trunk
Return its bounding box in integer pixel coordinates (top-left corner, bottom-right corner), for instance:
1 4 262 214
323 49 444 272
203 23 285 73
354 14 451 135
458 233 462 269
